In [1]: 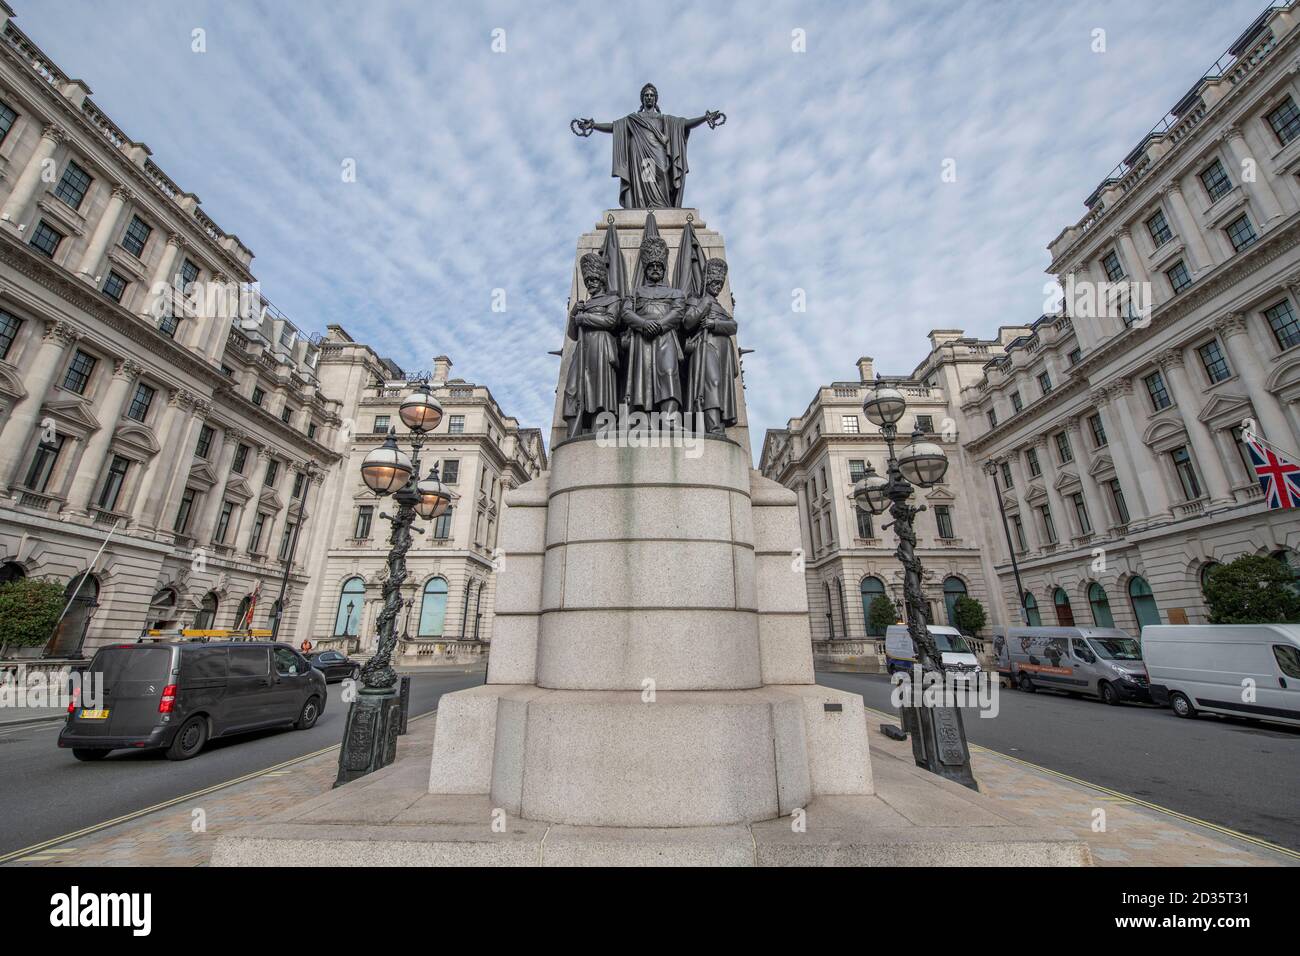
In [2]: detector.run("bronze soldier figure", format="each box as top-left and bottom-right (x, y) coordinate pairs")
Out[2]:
(682, 258), (739, 435)
(621, 234), (685, 422)
(563, 253), (622, 438)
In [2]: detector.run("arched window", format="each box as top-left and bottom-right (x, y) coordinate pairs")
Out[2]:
(418, 578), (449, 637)
(1053, 587), (1074, 626)
(1128, 576), (1161, 630)
(47, 574), (100, 657)
(824, 582), (836, 639)
(1198, 561), (1220, 598)
(943, 576), (967, 627)
(1088, 582), (1114, 628)
(1023, 591), (1042, 626)
(0, 561), (25, 585)
(194, 592), (219, 630)
(333, 577), (364, 636)
(860, 576), (888, 637)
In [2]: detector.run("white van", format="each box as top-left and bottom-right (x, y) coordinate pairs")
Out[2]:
(993, 626), (1149, 705)
(884, 624), (981, 682)
(1142, 624), (1300, 727)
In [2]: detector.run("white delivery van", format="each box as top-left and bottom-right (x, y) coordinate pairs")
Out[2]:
(1142, 624), (1300, 727)
(884, 624), (981, 683)
(993, 626), (1149, 705)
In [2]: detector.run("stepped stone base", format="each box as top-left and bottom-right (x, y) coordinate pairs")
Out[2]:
(427, 683), (872, 827)
(212, 725), (1091, 867)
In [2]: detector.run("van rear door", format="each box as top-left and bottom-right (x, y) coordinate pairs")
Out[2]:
(80, 646), (175, 737)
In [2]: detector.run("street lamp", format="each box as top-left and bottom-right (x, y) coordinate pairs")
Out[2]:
(337, 381), (449, 787)
(850, 376), (977, 790)
(981, 460), (1030, 625)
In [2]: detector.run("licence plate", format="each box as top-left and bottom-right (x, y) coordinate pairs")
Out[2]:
(78, 709), (109, 720)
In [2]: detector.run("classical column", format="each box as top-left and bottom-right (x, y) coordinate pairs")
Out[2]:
(193, 427), (245, 546)
(155, 398), (212, 537)
(1216, 312), (1294, 446)
(0, 320), (79, 496)
(1004, 454), (1040, 553)
(1092, 387), (1145, 528)
(1222, 126), (1284, 225)
(0, 124), (65, 228)
(233, 447), (272, 554)
(140, 233), (183, 318)
(1157, 348), (1234, 507)
(64, 358), (142, 514)
(132, 389), (195, 528)
(1161, 183), (1215, 276)
(1114, 227), (1150, 285)
(1115, 379), (1175, 523)
(1065, 418), (1108, 536)
(75, 185), (132, 283)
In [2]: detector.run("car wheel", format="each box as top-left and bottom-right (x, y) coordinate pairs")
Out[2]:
(295, 695), (321, 730)
(350, 665), (360, 680)
(1170, 692), (1197, 719)
(165, 716), (208, 761)
(1018, 673), (1035, 692)
(72, 748), (108, 762)
(1099, 681), (1119, 706)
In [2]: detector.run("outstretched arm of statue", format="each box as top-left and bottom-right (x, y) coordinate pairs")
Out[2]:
(684, 110), (726, 131)
(570, 118), (614, 136)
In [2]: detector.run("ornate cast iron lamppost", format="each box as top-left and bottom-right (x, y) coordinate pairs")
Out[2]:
(336, 381), (452, 786)
(852, 377), (978, 790)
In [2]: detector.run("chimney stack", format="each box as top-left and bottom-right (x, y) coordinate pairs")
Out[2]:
(432, 355), (453, 384)
(856, 357), (874, 382)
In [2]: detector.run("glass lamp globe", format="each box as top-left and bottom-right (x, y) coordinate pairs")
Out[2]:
(862, 379), (907, 427)
(360, 429), (413, 495)
(851, 463), (891, 515)
(898, 429), (949, 487)
(399, 381), (444, 433)
(414, 465), (453, 520)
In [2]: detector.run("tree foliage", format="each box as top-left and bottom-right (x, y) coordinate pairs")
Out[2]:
(952, 595), (987, 635)
(867, 594), (898, 636)
(1204, 555), (1300, 624)
(0, 578), (65, 650)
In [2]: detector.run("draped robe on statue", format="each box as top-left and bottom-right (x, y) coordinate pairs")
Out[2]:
(621, 285), (685, 411)
(611, 111), (692, 209)
(562, 292), (622, 425)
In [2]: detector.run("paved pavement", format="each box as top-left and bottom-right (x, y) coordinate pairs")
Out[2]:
(0, 667), (485, 857)
(817, 669), (1300, 852)
(3, 704), (1292, 867)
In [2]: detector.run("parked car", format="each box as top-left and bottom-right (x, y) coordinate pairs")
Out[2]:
(1142, 624), (1300, 727)
(884, 624), (982, 683)
(307, 649), (361, 683)
(58, 640), (327, 762)
(994, 626), (1149, 704)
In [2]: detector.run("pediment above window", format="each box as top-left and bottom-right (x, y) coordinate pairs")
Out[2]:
(41, 397), (100, 437)
(1088, 453), (1116, 480)
(223, 475), (253, 502)
(1143, 417), (1188, 451)
(186, 461), (220, 491)
(112, 422), (160, 458)
(922, 485), (956, 503)
(1023, 480), (1049, 504)
(1053, 468), (1082, 492)
(258, 487), (285, 512)
(0, 362), (27, 400)
(1197, 391), (1252, 427)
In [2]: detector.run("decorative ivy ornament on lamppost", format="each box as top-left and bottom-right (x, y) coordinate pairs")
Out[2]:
(337, 381), (445, 788)
(851, 376), (977, 790)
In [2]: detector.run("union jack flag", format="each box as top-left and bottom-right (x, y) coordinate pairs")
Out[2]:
(1245, 433), (1300, 510)
(239, 580), (262, 630)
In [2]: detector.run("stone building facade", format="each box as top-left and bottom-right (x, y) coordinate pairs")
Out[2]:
(765, 3), (1300, 638)
(0, 6), (348, 656)
(760, 349), (999, 641)
(302, 336), (546, 658)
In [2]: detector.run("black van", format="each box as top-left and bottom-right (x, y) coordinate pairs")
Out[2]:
(58, 641), (327, 761)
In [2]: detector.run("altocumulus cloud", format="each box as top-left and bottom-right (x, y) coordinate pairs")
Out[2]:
(21, 0), (1268, 453)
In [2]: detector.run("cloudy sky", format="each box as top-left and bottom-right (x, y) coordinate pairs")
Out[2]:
(20, 0), (1270, 458)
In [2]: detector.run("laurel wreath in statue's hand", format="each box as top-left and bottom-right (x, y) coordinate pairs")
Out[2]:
(706, 110), (726, 129)
(570, 117), (595, 137)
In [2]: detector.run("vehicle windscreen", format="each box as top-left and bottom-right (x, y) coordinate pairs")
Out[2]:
(1088, 637), (1141, 661)
(88, 647), (173, 683)
(933, 633), (972, 654)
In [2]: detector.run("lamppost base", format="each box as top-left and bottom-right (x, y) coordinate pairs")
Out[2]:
(904, 704), (979, 791)
(334, 687), (402, 788)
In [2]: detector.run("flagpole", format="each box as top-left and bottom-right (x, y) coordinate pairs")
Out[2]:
(1247, 429), (1300, 465)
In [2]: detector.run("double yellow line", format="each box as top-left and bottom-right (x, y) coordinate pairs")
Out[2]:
(862, 703), (1300, 862)
(0, 710), (435, 866)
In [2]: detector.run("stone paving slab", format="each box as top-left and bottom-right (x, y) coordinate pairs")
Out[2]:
(3, 709), (1294, 867)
